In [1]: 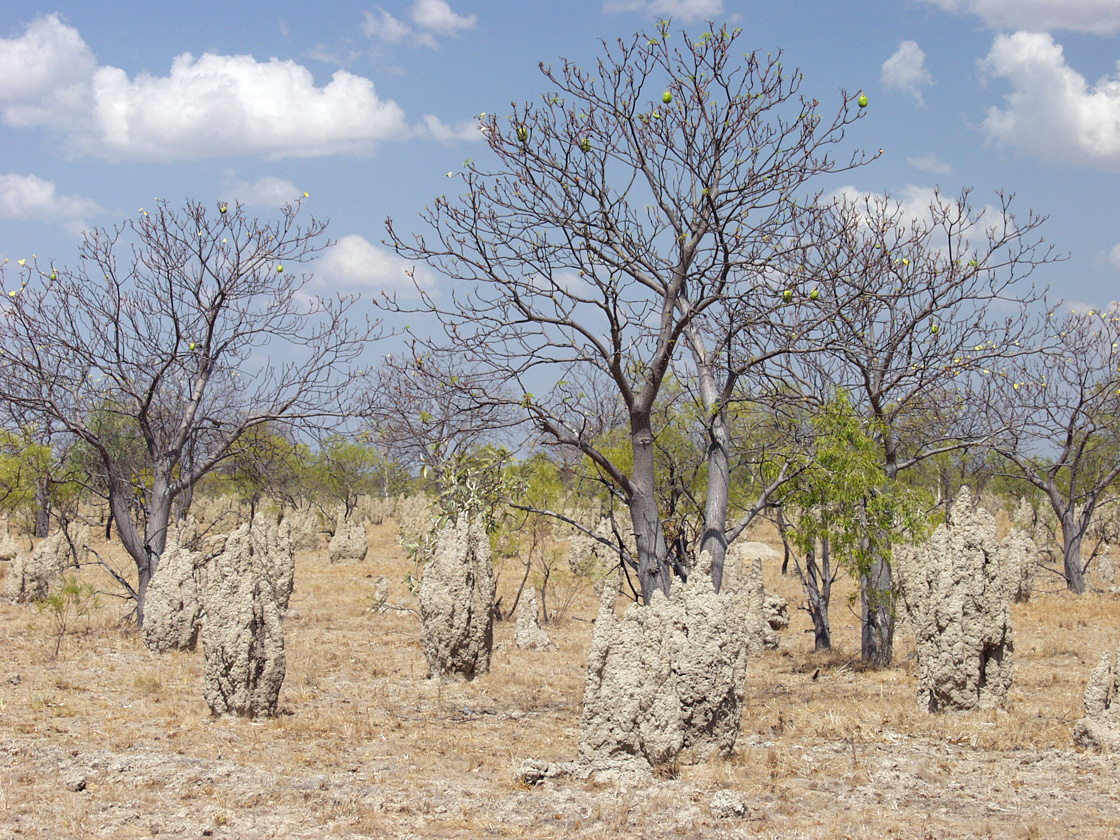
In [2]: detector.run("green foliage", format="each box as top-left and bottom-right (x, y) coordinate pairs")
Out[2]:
(780, 391), (928, 578)
(0, 426), (79, 532)
(35, 575), (100, 658)
(208, 424), (314, 509)
(430, 445), (514, 535)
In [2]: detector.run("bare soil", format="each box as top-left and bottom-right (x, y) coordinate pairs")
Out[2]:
(1, 517), (1118, 839)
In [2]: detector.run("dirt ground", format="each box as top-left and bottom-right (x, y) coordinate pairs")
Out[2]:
(1, 516), (1118, 839)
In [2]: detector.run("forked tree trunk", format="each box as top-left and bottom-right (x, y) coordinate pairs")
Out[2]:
(107, 468), (176, 627)
(802, 536), (833, 651)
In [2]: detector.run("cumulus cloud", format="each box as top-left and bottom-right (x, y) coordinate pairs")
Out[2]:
(604, 0), (725, 23)
(1108, 242), (1120, 270)
(362, 1), (476, 49)
(315, 234), (436, 294)
(980, 31), (1120, 169)
(220, 175), (305, 208)
(0, 15), (411, 161)
(0, 172), (103, 234)
(882, 41), (934, 105)
(918, 0), (1120, 35)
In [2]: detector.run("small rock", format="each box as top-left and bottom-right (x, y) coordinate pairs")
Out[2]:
(709, 790), (747, 819)
(63, 771), (87, 792)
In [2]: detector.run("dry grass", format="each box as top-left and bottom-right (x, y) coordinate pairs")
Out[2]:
(1, 516), (1118, 839)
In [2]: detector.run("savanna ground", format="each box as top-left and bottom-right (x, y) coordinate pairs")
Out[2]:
(1, 514), (1118, 839)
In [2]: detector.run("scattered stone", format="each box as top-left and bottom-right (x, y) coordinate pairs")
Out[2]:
(721, 541), (784, 650)
(517, 756), (652, 784)
(578, 552), (748, 770)
(515, 589), (551, 650)
(200, 521), (286, 717)
(709, 789), (748, 819)
(896, 487), (1013, 713)
(328, 520), (368, 564)
(371, 575), (390, 613)
(1073, 645), (1120, 750)
(63, 770), (88, 792)
(418, 515), (495, 681)
(142, 529), (203, 653)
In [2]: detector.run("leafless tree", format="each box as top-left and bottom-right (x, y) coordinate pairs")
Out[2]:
(0, 198), (379, 624)
(770, 189), (1057, 665)
(385, 23), (875, 603)
(988, 304), (1120, 594)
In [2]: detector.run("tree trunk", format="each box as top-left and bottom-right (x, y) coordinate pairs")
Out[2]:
(107, 467), (175, 627)
(1060, 514), (1086, 594)
(34, 476), (51, 538)
(698, 405), (732, 593)
(801, 537), (832, 651)
(860, 548), (895, 667)
(629, 414), (671, 604)
(1047, 484), (1091, 595)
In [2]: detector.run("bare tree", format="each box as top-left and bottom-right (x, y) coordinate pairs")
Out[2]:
(772, 189), (1056, 664)
(989, 304), (1120, 593)
(385, 23), (874, 603)
(0, 198), (378, 624)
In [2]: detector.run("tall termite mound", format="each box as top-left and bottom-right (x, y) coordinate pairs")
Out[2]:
(4, 529), (72, 603)
(200, 520), (286, 717)
(1073, 644), (1120, 750)
(418, 515), (495, 681)
(897, 487), (1013, 712)
(720, 541), (788, 651)
(328, 517), (368, 564)
(142, 524), (203, 653)
(578, 552), (749, 770)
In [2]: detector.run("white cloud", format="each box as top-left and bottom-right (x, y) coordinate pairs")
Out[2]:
(316, 234), (436, 294)
(362, 1), (476, 49)
(604, 0), (725, 23)
(420, 114), (485, 144)
(907, 153), (954, 175)
(918, 0), (1120, 35)
(1108, 242), (1120, 269)
(881, 41), (933, 106)
(361, 9), (414, 44)
(980, 31), (1120, 169)
(410, 0), (477, 35)
(221, 175), (304, 208)
(0, 15), (411, 161)
(0, 14), (96, 127)
(0, 172), (103, 234)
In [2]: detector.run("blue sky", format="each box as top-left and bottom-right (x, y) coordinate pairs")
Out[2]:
(2, 0), (1119, 312)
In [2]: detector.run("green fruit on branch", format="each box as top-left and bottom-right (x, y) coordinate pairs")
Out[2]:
(782, 289), (793, 303)
(930, 324), (939, 335)
(858, 94), (868, 108)
(517, 126), (529, 142)
(663, 90), (672, 104)
(809, 288), (820, 301)
(579, 138), (591, 153)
